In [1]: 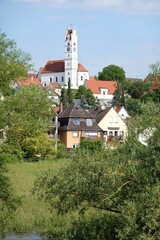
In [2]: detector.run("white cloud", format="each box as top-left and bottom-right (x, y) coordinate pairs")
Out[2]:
(13, 0), (160, 14)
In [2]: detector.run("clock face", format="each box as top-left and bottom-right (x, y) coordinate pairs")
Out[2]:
(67, 47), (70, 52)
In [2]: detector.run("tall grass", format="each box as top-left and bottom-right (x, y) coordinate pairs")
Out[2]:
(6, 159), (67, 235)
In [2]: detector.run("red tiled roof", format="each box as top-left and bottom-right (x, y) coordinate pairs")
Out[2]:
(78, 63), (88, 72)
(40, 60), (65, 74)
(17, 74), (42, 87)
(89, 76), (96, 81)
(40, 61), (88, 74)
(51, 82), (61, 89)
(85, 80), (117, 94)
(115, 106), (122, 113)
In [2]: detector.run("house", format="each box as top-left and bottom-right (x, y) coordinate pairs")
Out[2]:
(90, 106), (128, 144)
(16, 73), (42, 87)
(50, 82), (62, 96)
(84, 78), (117, 106)
(114, 106), (130, 120)
(57, 103), (103, 149)
(37, 26), (89, 89)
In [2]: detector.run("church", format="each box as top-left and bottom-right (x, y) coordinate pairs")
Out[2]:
(37, 26), (89, 89)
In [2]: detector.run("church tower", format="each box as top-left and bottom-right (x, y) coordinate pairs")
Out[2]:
(64, 26), (78, 88)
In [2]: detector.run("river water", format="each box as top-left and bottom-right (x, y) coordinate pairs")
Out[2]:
(1, 233), (43, 240)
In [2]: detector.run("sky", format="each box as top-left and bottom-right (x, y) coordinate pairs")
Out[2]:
(0, 0), (160, 79)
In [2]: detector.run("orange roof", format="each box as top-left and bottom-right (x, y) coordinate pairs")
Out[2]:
(78, 63), (88, 72)
(17, 74), (42, 87)
(85, 80), (117, 94)
(51, 82), (61, 89)
(89, 76), (96, 81)
(40, 60), (88, 74)
(40, 60), (65, 74)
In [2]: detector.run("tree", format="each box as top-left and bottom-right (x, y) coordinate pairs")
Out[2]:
(98, 65), (126, 83)
(34, 102), (160, 239)
(125, 97), (142, 116)
(60, 88), (68, 106)
(0, 85), (54, 159)
(0, 31), (33, 95)
(112, 82), (125, 106)
(67, 78), (73, 104)
(76, 85), (96, 107)
(125, 81), (151, 99)
(149, 61), (160, 76)
(0, 149), (20, 233)
(144, 61), (160, 85)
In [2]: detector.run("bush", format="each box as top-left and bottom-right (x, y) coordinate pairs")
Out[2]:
(56, 143), (67, 159)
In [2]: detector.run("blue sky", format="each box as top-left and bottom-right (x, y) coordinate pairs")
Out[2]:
(0, 0), (160, 79)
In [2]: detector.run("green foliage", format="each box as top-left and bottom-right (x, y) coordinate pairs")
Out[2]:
(22, 133), (56, 161)
(60, 88), (68, 105)
(98, 64), (126, 83)
(79, 139), (104, 153)
(67, 78), (73, 104)
(125, 97), (142, 116)
(112, 82), (125, 107)
(0, 31), (33, 96)
(0, 85), (54, 150)
(34, 102), (160, 239)
(149, 61), (160, 76)
(76, 85), (96, 107)
(0, 151), (20, 235)
(142, 86), (160, 103)
(126, 81), (151, 99)
(56, 143), (67, 159)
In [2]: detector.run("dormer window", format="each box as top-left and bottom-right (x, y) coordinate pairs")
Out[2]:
(86, 118), (93, 126)
(73, 118), (80, 126)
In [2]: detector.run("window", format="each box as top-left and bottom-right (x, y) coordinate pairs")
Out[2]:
(86, 119), (93, 126)
(104, 131), (108, 135)
(73, 144), (78, 148)
(81, 76), (83, 81)
(85, 131), (98, 137)
(56, 77), (58, 82)
(73, 118), (80, 126)
(109, 116), (113, 123)
(120, 131), (124, 136)
(67, 62), (70, 66)
(62, 76), (64, 82)
(50, 77), (52, 82)
(68, 43), (70, 46)
(68, 72), (70, 75)
(103, 91), (105, 95)
(73, 131), (79, 137)
(109, 131), (113, 136)
(114, 117), (118, 123)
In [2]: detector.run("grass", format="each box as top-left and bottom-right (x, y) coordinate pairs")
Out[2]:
(6, 158), (68, 235)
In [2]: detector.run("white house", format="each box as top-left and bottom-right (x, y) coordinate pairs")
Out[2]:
(115, 106), (130, 120)
(90, 106), (128, 143)
(84, 77), (117, 106)
(37, 26), (89, 89)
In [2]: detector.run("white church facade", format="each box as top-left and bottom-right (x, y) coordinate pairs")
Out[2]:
(37, 27), (89, 89)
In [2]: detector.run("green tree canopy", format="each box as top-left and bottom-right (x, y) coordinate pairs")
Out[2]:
(98, 64), (126, 83)
(76, 85), (96, 107)
(0, 31), (33, 95)
(125, 81), (151, 99)
(0, 86), (54, 154)
(34, 102), (160, 239)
